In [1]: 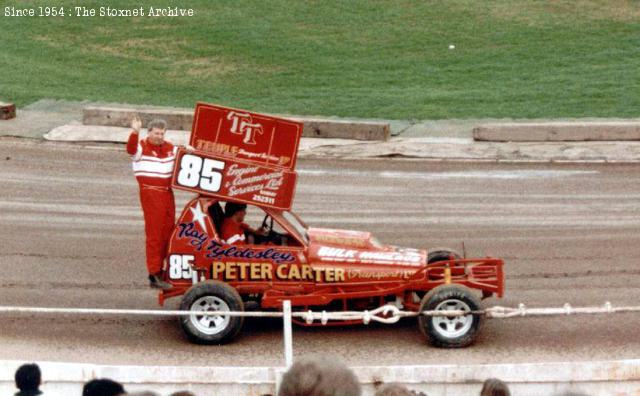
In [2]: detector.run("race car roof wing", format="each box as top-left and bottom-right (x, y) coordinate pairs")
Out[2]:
(171, 103), (303, 210)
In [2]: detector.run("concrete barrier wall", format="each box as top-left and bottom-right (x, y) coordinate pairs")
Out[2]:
(83, 106), (194, 131)
(1, 359), (639, 395)
(82, 106), (390, 141)
(473, 122), (640, 141)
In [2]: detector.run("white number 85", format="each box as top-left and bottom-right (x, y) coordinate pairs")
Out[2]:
(169, 254), (195, 280)
(177, 154), (225, 192)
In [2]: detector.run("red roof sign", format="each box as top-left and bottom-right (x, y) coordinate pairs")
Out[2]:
(172, 103), (302, 210)
(189, 103), (302, 170)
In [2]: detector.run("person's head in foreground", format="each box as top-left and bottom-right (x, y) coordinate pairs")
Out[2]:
(169, 392), (197, 396)
(82, 378), (126, 396)
(374, 383), (416, 396)
(147, 118), (167, 146)
(14, 363), (42, 395)
(278, 357), (361, 396)
(480, 378), (510, 396)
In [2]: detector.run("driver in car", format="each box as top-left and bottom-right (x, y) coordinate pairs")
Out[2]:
(221, 202), (267, 245)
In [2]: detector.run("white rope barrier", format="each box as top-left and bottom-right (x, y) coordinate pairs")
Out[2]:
(0, 302), (638, 324)
(282, 301), (293, 368)
(0, 306), (283, 318)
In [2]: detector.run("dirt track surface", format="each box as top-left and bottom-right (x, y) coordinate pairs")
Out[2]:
(1, 138), (639, 367)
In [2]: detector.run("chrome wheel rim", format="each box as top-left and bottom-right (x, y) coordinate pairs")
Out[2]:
(432, 299), (473, 339)
(189, 296), (230, 335)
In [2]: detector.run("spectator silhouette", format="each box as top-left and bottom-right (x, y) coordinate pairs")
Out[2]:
(169, 392), (196, 396)
(480, 378), (510, 396)
(82, 379), (126, 396)
(278, 357), (361, 396)
(14, 363), (42, 396)
(375, 384), (416, 396)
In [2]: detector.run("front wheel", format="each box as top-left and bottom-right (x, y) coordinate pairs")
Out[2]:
(418, 284), (482, 348)
(179, 281), (244, 345)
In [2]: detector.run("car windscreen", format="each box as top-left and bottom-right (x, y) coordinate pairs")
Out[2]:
(283, 211), (309, 244)
(369, 236), (384, 249)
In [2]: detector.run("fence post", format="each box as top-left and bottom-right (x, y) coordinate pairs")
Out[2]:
(283, 300), (293, 368)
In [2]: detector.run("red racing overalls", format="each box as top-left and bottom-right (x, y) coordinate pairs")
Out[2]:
(126, 131), (177, 275)
(221, 218), (249, 245)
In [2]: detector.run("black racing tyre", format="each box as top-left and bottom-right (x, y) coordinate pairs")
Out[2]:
(427, 248), (462, 264)
(179, 281), (244, 345)
(418, 284), (482, 348)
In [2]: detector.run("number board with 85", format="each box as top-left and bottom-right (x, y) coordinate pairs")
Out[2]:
(172, 148), (297, 210)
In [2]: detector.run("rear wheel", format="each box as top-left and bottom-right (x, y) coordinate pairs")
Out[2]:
(179, 281), (244, 345)
(426, 248), (463, 283)
(427, 248), (461, 264)
(418, 284), (482, 348)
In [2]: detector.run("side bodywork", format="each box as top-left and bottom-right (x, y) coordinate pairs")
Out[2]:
(160, 197), (504, 319)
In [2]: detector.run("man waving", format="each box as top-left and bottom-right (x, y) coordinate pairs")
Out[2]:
(127, 116), (176, 290)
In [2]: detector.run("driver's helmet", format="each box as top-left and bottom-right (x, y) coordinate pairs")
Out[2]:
(225, 202), (247, 217)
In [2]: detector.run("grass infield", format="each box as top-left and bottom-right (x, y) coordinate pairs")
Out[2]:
(1, 0), (639, 119)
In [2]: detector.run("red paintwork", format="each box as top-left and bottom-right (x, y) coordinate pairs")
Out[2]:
(159, 103), (505, 322)
(160, 196), (504, 317)
(189, 102), (302, 170)
(171, 148), (297, 210)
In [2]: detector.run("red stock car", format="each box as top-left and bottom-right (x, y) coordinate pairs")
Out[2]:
(157, 103), (505, 348)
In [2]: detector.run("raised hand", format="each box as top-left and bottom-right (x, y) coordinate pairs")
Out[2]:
(131, 115), (143, 132)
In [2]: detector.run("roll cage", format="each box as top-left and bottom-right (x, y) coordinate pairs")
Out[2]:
(202, 197), (309, 248)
